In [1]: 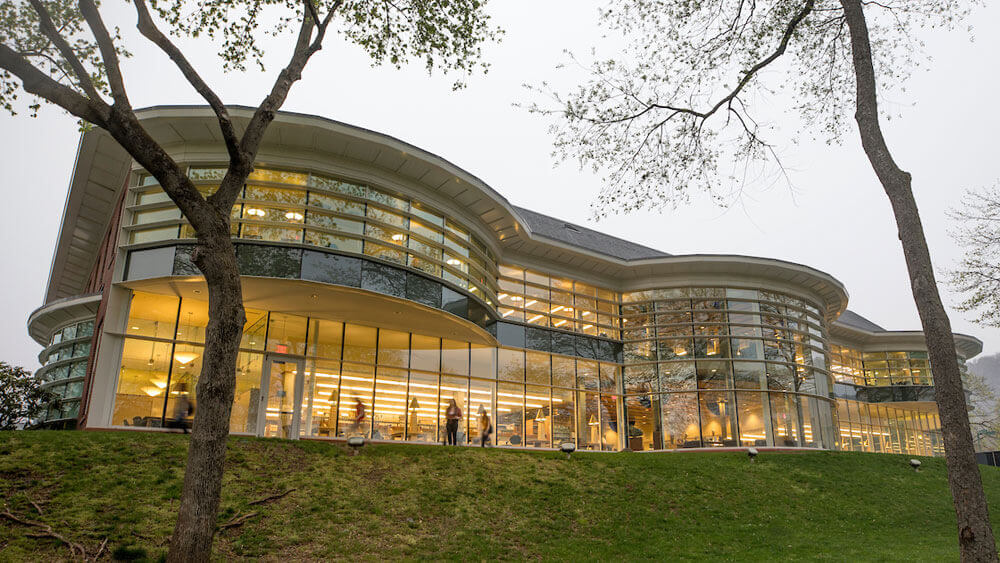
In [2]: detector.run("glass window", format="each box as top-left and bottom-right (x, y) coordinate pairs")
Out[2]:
(265, 313), (307, 355)
(522, 385), (551, 448)
(230, 352), (263, 434)
(112, 339), (173, 427)
(304, 231), (363, 253)
(442, 339), (469, 375)
(770, 392), (801, 447)
(551, 387), (575, 447)
(410, 335), (440, 373)
(469, 377), (495, 445)
(127, 292), (179, 340)
(699, 391), (738, 446)
(306, 319), (343, 360)
(525, 352), (550, 385)
(626, 394), (660, 451)
(733, 362), (766, 390)
(133, 207), (181, 225)
(130, 226), (178, 244)
(440, 375), (470, 444)
(498, 349), (524, 382)
(662, 393), (700, 449)
(340, 324), (377, 368)
(306, 210), (364, 234)
(552, 356), (575, 388)
(309, 193), (365, 216)
(372, 367), (409, 441)
(302, 359), (340, 437)
(377, 329), (410, 368)
(247, 169), (308, 186)
(497, 382), (524, 446)
(337, 363), (374, 437)
(577, 391), (601, 450)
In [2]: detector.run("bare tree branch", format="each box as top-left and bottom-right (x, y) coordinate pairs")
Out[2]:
(77, 0), (129, 108)
(133, 0), (241, 164)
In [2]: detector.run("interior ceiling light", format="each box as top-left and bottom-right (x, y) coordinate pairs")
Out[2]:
(284, 211), (304, 221)
(246, 207), (266, 217)
(446, 258), (462, 266)
(391, 233), (406, 241)
(174, 352), (199, 365)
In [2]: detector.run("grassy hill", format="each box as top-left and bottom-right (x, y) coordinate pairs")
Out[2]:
(3, 431), (1000, 561)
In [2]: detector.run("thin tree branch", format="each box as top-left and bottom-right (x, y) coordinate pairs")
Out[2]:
(77, 0), (129, 108)
(27, 0), (103, 102)
(133, 0), (241, 164)
(0, 43), (109, 125)
(208, 0), (343, 212)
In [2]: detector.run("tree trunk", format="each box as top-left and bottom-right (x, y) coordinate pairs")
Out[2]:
(839, 1), (997, 560)
(166, 227), (246, 562)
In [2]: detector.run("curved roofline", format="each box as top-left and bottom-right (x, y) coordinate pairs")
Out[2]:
(830, 320), (983, 360)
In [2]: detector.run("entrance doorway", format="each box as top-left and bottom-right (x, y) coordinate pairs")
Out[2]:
(257, 354), (305, 439)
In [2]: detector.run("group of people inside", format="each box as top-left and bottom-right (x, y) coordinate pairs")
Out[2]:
(350, 397), (493, 446)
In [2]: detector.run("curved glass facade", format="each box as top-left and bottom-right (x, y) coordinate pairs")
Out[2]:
(619, 287), (836, 450)
(35, 318), (94, 424)
(125, 167), (499, 306)
(829, 345), (934, 386)
(113, 292), (621, 449)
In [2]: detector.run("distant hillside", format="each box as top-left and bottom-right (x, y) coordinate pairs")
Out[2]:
(3, 431), (1000, 560)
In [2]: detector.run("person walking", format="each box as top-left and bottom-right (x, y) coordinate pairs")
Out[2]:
(478, 404), (492, 447)
(351, 397), (366, 437)
(445, 398), (462, 446)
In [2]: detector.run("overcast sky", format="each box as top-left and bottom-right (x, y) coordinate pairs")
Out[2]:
(1, 1), (998, 371)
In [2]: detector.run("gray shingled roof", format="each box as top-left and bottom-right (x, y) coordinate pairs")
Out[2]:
(513, 206), (671, 261)
(836, 309), (886, 332)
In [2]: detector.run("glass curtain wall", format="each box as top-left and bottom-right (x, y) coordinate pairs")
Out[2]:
(620, 287), (836, 451)
(36, 318), (95, 422)
(496, 265), (621, 339)
(125, 167), (498, 306)
(114, 291), (620, 448)
(836, 399), (941, 456)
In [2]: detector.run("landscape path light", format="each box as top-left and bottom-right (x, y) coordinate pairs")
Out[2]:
(560, 441), (576, 460)
(909, 459), (921, 472)
(747, 447), (759, 463)
(347, 436), (366, 456)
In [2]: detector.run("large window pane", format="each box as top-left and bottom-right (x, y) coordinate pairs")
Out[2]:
(469, 378), (495, 445)
(127, 292), (179, 340)
(343, 324), (377, 366)
(377, 329), (410, 368)
(440, 375), (470, 444)
(736, 391), (767, 447)
(337, 363), (374, 437)
(699, 391), (738, 446)
(770, 392), (801, 447)
(524, 385), (551, 448)
(266, 312), (308, 355)
(578, 391), (601, 450)
(625, 394), (660, 451)
(302, 359), (340, 437)
(498, 349), (524, 382)
(231, 352), (263, 434)
(306, 319), (343, 360)
(442, 339), (469, 375)
(551, 387), (575, 447)
(410, 335), (440, 372)
(113, 339), (172, 427)
(372, 367), (408, 441)
(406, 371), (439, 442)
(662, 392), (701, 449)
(497, 382), (524, 446)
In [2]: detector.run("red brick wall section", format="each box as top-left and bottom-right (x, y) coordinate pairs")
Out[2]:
(77, 173), (129, 428)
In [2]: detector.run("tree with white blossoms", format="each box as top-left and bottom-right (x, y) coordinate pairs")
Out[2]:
(527, 1), (995, 560)
(950, 185), (1000, 328)
(0, 361), (56, 430)
(0, 0), (499, 559)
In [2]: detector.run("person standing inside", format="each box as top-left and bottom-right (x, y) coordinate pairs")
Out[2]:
(478, 404), (492, 447)
(445, 398), (462, 446)
(168, 382), (193, 434)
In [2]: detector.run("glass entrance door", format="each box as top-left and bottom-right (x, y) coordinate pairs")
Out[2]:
(258, 355), (305, 439)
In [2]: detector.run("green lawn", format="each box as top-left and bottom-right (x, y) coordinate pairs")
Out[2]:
(2, 431), (1000, 561)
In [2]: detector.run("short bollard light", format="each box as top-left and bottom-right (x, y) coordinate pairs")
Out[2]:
(747, 447), (759, 462)
(909, 459), (921, 472)
(347, 436), (366, 456)
(560, 442), (576, 459)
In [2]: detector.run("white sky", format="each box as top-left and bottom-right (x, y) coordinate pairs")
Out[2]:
(1, 1), (998, 371)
